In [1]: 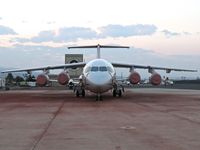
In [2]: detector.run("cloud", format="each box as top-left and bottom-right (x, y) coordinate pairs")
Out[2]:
(16, 24), (158, 43)
(0, 17), (2, 20)
(47, 21), (56, 24)
(21, 20), (28, 23)
(29, 27), (97, 43)
(183, 32), (191, 35)
(0, 25), (17, 35)
(99, 24), (157, 37)
(162, 30), (181, 37)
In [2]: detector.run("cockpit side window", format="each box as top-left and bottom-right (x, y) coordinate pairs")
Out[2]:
(91, 66), (98, 72)
(107, 66), (114, 73)
(84, 67), (91, 73)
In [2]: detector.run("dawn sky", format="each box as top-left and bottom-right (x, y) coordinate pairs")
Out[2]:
(0, 0), (199, 77)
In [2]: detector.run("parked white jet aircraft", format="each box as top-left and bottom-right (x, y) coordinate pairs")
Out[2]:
(1, 44), (197, 100)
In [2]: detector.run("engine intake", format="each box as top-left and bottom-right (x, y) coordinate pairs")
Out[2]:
(129, 71), (141, 84)
(150, 73), (161, 85)
(57, 72), (70, 85)
(36, 74), (49, 87)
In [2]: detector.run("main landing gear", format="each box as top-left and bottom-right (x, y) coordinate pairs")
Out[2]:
(75, 89), (85, 97)
(113, 84), (124, 97)
(74, 84), (85, 97)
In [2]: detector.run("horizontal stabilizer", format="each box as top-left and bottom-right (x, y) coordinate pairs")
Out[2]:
(68, 44), (129, 49)
(68, 44), (129, 58)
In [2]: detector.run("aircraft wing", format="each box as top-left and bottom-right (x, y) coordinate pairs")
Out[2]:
(111, 62), (197, 73)
(1, 62), (86, 73)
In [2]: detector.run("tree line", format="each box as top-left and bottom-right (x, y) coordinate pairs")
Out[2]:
(5, 73), (36, 85)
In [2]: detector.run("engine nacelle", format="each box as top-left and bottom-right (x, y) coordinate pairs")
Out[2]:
(57, 72), (70, 85)
(36, 74), (49, 87)
(129, 71), (141, 84)
(150, 73), (161, 85)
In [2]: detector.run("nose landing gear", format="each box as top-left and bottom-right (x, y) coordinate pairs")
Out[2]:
(96, 94), (103, 101)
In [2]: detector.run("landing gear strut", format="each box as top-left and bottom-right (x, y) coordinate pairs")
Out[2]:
(96, 94), (102, 101)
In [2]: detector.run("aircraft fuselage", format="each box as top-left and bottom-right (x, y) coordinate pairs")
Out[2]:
(82, 59), (115, 94)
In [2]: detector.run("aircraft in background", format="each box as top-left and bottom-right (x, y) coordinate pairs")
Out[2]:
(1, 44), (197, 100)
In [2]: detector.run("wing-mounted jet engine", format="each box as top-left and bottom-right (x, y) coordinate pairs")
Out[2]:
(148, 68), (161, 85)
(150, 73), (162, 85)
(36, 74), (49, 87)
(57, 71), (70, 85)
(129, 70), (141, 84)
(36, 70), (50, 87)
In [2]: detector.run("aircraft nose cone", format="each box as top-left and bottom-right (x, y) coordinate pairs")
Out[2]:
(87, 72), (112, 86)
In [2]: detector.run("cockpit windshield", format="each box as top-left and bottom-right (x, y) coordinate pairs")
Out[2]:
(86, 66), (114, 73)
(91, 66), (98, 72)
(99, 66), (107, 71)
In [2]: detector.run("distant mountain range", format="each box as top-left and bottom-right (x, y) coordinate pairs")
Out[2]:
(0, 67), (8, 71)
(0, 67), (9, 78)
(0, 45), (199, 80)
